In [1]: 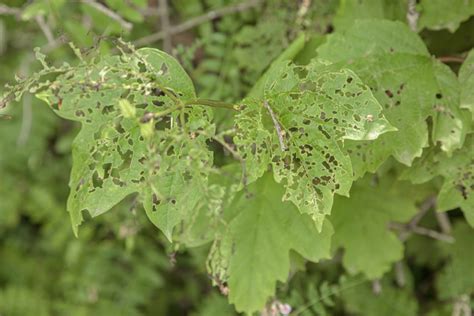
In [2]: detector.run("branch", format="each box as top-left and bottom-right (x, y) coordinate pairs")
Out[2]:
(438, 56), (466, 63)
(390, 222), (455, 243)
(81, 0), (132, 32)
(263, 100), (287, 151)
(435, 211), (452, 234)
(157, 0), (172, 53)
(372, 280), (382, 295)
(184, 99), (237, 110)
(35, 15), (55, 45)
(411, 226), (455, 243)
(391, 195), (455, 243)
(135, 0), (261, 46)
(0, 4), (21, 18)
(394, 261), (406, 287)
(406, 0), (419, 32)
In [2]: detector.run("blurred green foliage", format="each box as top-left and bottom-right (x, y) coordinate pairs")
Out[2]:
(1, 0), (474, 315)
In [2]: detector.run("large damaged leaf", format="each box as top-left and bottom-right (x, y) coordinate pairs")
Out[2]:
(34, 47), (215, 238)
(317, 19), (471, 177)
(235, 60), (394, 228)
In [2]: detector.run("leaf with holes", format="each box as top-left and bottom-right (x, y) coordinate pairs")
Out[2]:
(317, 19), (471, 178)
(234, 59), (395, 229)
(35, 47), (216, 238)
(402, 134), (474, 226)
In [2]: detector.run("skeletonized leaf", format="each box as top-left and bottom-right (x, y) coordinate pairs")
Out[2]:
(235, 59), (394, 228)
(36, 47), (216, 238)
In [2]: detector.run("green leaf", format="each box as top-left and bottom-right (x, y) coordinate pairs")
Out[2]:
(35, 47), (215, 238)
(402, 135), (474, 226)
(418, 0), (474, 32)
(459, 49), (474, 117)
(436, 222), (474, 299)
(330, 175), (420, 279)
(213, 173), (333, 314)
(333, 0), (407, 32)
(235, 59), (394, 228)
(317, 19), (470, 177)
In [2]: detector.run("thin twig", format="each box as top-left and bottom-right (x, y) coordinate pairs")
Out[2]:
(81, 0), (132, 32)
(16, 93), (33, 146)
(435, 212), (452, 234)
(16, 62), (33, 147)
(411, 226), (455, 243)
(394, 261), (406, 287)
(0, 4), (21, 18)
(411, 196), (436, 226)
(135, 0), (261, 46)
(157, 0), (172, 53)
(452, 294), (471, 316)
(372, 280), (382, 295)
(390, 222), (455, 243)
(198, 131), (248, 188)
(35, 15), (55, 45)
(263, 100), (287, 151)
(407, 0), (419, 31)
(438, 56), (466, 63)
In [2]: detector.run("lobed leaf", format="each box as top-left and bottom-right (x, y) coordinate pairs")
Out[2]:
(418, 0), (474, 32)
(318, 19), (471, 177)
(211, 173), (333, 314)
(402, 135), (474, 226)
(235, 60), (394, 228)
(35, 47), (216, 238)
(330, 175), (421, 279)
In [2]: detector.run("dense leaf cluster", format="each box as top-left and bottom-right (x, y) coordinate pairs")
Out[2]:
(1, 0), (474, 315)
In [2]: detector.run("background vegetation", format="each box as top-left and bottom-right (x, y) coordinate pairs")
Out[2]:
(0, 0), (473, 315)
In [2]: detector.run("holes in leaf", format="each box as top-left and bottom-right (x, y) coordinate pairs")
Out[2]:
(101, 105), (114, 115)
(75, 110), (85, 117)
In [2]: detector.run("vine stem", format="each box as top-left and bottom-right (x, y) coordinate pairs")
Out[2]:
(184, 99), (238, 110)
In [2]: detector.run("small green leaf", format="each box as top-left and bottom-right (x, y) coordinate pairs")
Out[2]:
(402, 135), (474, 226)
(418, 0), (474, 32)
(118, 99), (136, 118)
